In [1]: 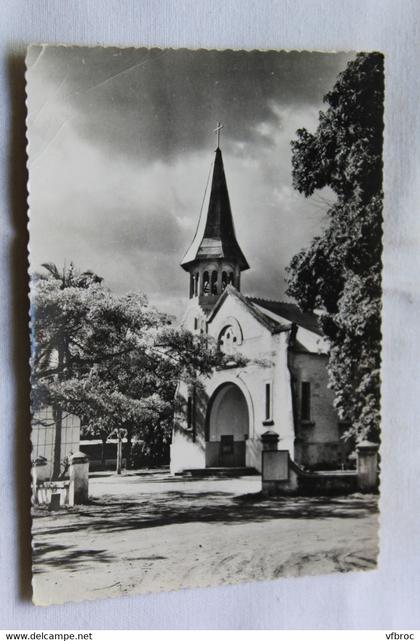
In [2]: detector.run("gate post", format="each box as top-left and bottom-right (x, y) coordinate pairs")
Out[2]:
(356, 441), (379, 492)
(260, 429), (279, 452)
(32, 457), (50, 505)
(69, 451), (89, 505)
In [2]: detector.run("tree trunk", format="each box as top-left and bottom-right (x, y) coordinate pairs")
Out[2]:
(52, 343), (65, 480)
(101, 435), (107, 468)
(52, 405), (63, 480)
(116, 432), (122, 475)
(126, 428), (132, 469)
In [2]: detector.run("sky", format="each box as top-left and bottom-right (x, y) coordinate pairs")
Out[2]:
(27, 46), (355, 317)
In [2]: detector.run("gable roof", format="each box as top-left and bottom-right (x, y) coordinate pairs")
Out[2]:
(246, 297), (324, 336)
(207, 286), (290, 334)
(181, 147), (249, 271)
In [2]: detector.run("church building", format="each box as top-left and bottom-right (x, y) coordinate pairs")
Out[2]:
(170, 139), (345, 475)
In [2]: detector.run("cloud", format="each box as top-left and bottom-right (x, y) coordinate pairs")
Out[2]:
(27, 46), (354, 162)
(27, 46), (353, 317)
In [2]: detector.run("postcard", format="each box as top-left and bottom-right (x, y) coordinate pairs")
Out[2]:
(27, 45), (383, 605)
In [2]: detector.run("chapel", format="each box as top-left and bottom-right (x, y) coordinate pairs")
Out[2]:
(170, 138), (346, 474)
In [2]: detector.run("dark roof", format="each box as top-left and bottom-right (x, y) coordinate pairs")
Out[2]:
(181, 147), (249, 271)
(247, 297), (323, 336)
(207, 286), (290, 334)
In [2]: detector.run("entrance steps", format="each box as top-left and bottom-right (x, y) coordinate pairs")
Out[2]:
(178, 467), (260, 478)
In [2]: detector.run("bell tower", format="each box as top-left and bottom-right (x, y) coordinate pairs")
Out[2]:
(181, 125), (249, 320)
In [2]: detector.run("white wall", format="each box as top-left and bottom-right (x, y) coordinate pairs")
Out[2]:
(32, 408), (80, 479)
(172, 293), (297, 472)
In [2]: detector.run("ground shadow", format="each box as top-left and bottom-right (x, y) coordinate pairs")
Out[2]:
(33, 541), (115, 573)
(32, 487), (378, 541)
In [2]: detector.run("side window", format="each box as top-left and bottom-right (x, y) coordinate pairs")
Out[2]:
(265, 382), (272, 421)
(301, 381), (311, 421)
(186, 391), (197, 441)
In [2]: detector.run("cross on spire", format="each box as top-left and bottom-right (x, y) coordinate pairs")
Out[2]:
(214, 121), (224, 148)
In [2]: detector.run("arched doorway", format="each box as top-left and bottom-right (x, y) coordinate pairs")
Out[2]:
(206, 383), (249, 467)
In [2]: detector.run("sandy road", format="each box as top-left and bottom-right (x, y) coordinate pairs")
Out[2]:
(32, 472), (379, 605)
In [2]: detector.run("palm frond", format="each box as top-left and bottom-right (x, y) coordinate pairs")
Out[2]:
(41, 262), (61, 280)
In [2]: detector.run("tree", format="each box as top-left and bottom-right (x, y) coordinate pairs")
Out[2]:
(32, 264), (227, 476)
(32, 262), (103, 478)
(286, 52), (384, 443)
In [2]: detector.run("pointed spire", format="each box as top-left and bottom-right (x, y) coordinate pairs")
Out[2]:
(181, 146), (249, 271)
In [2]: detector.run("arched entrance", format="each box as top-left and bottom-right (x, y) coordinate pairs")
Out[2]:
(206, 383), (249, 467)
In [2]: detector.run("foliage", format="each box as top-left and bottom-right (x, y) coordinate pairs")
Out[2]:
(32, 263), (227, 471)
(286, 52), (384, 442)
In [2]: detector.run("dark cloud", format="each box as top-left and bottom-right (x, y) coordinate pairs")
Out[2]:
(27, 46), (355, 317)
(28, 46), (354, 162)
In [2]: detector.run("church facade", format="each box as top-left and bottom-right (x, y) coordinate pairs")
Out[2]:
(170, 144), (346, 474)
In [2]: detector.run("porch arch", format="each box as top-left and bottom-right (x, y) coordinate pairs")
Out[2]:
(205, 381), (251, 467)
(206, 376), (254, 438)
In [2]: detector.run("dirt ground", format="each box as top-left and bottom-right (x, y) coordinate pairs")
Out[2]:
(32, 471), (379, 605)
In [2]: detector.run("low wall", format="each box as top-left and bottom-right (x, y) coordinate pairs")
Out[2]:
(262, 449), (377, 496)
(33, 451), (90, 508)
(34, 481), (70, 507)
(293, 464), (358, 496)
(80, 440), (130, 470)
(88, 458), (127, 471)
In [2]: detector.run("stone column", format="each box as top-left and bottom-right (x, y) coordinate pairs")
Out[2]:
(260, 429), (279, 451)
(199, 266), (204, 296)
(32, 457), (49, 505)
(260, 432), (297, 496)
(69, 451), (89, 506)
(217, 263), (223, 295)
(356, 440), (379, 492)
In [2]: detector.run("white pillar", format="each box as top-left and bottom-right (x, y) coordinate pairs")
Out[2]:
(260, 429), (279, 451)
(357, 440), (379, 492)
(69, 451), (89, 505)
(199, 266), (204, 296)
(32, 458), (49, 505)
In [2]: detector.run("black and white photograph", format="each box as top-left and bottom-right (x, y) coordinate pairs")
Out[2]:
(27, 45), (383, 606)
